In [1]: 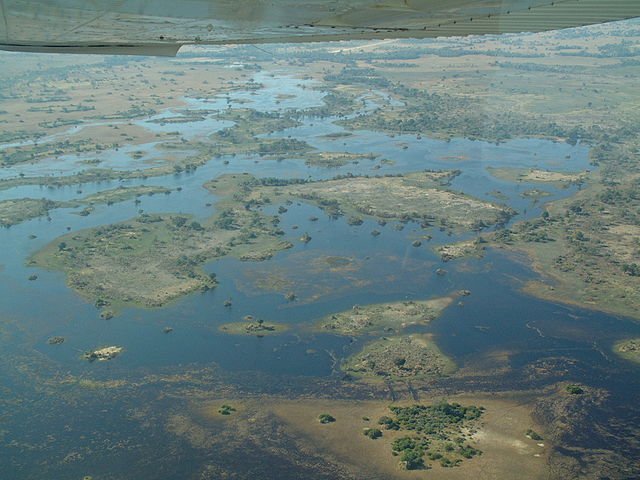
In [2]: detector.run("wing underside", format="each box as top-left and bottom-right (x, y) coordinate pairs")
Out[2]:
(0, 0), (639, 55)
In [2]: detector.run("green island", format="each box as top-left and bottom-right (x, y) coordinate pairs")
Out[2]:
(519, 188), (553, 202)
(525, 429), (543, 441)
(342, 334), (455, 380)
(437, 174), (640, 319)
(315, 297), (453, 335)
(433, 238), (487, 262)
(318, 413), (336, 424)
(83, 346), (123, 362)
(241, 170), (515, 232)
(494, 177), (640, 320)
(0, 198), (71, 227)
(0, 186), (172, 226)
(613, 338), (640, 363)
(1, 139), (118, 167)
(206, 108), (308, 158)
(378, 402), (484, 470)
(316, 131), (355, 140)
(29, 175), (291, 311)
(303, 151), (379, 168)
(77, 185), (172, 206)
(487, 167), (585, 189)
(218, 404), (236, 415)
(219, 317), (289, 336)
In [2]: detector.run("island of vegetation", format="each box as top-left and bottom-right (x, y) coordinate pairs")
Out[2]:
(303, 151), (379, 168)
(29, 175), (291, 311)
(433, 238), (487, 262)
(219, 317), (289, 336)
(519, 188), (553, 202)
(377, 402), (484, 470)
(240, 170), (515, 232)
(318, 413), (336, 424)
(342, 334), (455, 380)
(487, 167), (586, 188)
(77, 185), (172, 206)
(0, 198), (70, 227)
(435, 170), (640, 321)
(0, 186), (172, 227)
(315, 297), (453, 335)
(84, 346), (123, 362)
(613, 338), (640, 363)
(218, 404), (236, 415)
(206, 108), (308, 158)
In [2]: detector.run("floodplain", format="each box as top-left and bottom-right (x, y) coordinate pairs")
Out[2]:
(0, 18), (639, 480)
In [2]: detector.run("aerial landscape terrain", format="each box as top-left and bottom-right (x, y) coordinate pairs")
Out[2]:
(0, 18), (639, 480)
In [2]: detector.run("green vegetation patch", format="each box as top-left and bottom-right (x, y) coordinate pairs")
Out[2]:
(487, 166), (585, 189)
(218, 404), (236, 415)
(491, 179), (640, 321)
(0, 198), (70, 227)
(304, 152), (379, 168)
(433, 238), (487, 262)
(565, 384), (584, 395)
(78, 185), (172, 206)
(316, 297), (453, 335)
(526, 429), (543, 441)
(245, 171), (514, 232)
(29, 176), (290, 310)
(342, 334), (455, 380)
(379, 402), (484, 470)
(318, 413), (336, 424)
(219, 319), (289, 336)
(363, 427), (382, 439)
(614, 338), (640, 363)
(207, 108), (309, 158)
(519, 188), (553, 201)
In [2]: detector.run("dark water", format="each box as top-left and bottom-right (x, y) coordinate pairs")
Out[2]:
(0, 71), (638, 479)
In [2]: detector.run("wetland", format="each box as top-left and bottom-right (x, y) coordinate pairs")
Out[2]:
(1, 20), (640, 480)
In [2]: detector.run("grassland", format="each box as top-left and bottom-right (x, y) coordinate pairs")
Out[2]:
(241, 171), (515, 232)
(487, 167), (586, 189)
(316, 297), (453, 335)
(0, 55), (246, 166)
(267, 395), (548, 479)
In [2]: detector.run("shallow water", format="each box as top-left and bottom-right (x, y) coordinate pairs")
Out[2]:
(0, 70), (638, 479)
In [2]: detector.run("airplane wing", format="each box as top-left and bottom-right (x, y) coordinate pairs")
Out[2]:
(0, 0), (639, 56)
